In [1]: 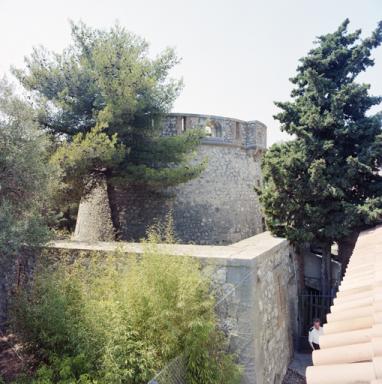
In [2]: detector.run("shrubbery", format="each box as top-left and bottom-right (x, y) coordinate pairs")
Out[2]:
(0, 79), (57, 260)
(10, 233), (241, 384)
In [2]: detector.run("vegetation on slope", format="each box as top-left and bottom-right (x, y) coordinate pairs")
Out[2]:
(0, 79), (57, 261)
(8, 230), (241, 384)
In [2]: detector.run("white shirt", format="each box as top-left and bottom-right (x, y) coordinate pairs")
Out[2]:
(308, 326), (323, 345)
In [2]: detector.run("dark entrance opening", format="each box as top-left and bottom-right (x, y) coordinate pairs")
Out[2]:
(297, 288), (334, 351)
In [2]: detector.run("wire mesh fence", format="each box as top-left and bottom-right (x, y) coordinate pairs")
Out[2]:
(147, 266), (256, 384)
(148, 355), (186, 384)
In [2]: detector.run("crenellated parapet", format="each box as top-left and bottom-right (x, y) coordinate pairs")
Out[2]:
(162, 113), (267, 152)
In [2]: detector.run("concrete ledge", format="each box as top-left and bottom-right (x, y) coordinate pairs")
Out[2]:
(48, 231), (288, 267)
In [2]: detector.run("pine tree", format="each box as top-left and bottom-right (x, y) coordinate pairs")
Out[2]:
(260, 20), (382, 295)
(13, 22), (205, 232)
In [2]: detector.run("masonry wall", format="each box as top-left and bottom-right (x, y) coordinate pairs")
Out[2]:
(74, 113), (267, 245)
(252, 242), (298, 383)
(0, 251), (35, 330)
(202, 238), (298, 383)
(114, 143), (264, 244)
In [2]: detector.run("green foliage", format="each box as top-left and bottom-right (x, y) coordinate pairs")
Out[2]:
(51, 124), (126, 202)
(14, 22), (204, 198)
(0, 79), (56, 259)
(185, 322), (242, 384)
(52, 124), (126, 178)
(260, 19), (382, 246)
(116, 128), (207, 188)
(11, 239), (241, 383)
(13, 22), (180, 138)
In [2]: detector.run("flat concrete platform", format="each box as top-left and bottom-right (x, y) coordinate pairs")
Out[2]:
(49, 231), (288, 266)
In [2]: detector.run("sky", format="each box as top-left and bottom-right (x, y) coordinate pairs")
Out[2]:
(1, 0), (381, 145)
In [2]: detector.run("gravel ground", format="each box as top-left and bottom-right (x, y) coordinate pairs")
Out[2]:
(282, 368), (307, 384)
(0, 334), (33, 383)
(282, 352), (312, 384)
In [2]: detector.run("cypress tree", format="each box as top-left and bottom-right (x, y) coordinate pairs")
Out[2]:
(260, 20), (382, 295)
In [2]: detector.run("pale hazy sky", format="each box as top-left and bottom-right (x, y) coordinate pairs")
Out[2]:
(1, 0), (381, 144)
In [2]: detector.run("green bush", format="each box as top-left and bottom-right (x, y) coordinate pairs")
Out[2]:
(0, 79), (57, 261)
(10, 238), (241, 383)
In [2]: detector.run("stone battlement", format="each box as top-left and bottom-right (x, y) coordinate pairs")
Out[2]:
(162, 113), (267, 150)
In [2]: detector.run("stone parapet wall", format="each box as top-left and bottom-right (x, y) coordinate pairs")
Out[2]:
(50, 231), (298, 384)
(251, 239), (298, 383)
(162, 113), (267, 150)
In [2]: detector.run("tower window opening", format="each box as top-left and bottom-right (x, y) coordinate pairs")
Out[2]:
(214, 122), (222, 138)
(181, 116), (186, 132)
(205, 120), (222, 138)
(215, 123), (223, 137)
(235, 122), (241, 139)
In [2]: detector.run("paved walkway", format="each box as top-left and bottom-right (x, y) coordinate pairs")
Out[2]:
(282, 353), (311, 384)
(288, 352), (312, 376)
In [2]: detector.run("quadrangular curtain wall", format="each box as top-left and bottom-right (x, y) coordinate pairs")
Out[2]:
(307, 225), (382, 384)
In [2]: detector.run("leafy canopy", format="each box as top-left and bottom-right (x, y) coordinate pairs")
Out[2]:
(260, 19), (382, 245)
(0, 79), (56, 258)
(14, 22), (204, 192)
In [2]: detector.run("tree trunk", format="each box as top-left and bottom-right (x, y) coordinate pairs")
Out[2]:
(73, 172), (116, 242)
(320, 243), (332, 297)
(294, 244), (306, 293)
(338, 230), (360, 279)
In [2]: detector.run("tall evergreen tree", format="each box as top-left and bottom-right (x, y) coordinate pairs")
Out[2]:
(14, 22), (205, 231)
(260, 20), (382, 295)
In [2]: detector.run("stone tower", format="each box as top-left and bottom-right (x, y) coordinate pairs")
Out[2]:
(74, 113), (267, 245)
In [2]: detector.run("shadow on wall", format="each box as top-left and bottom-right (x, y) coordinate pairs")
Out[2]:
(112, 185), (174, 241)
(113, 187), (262, 245)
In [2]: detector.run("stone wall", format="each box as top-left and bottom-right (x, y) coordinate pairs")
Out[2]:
(74, 173), (116, 242)
(0, 251), (35, 331)
(161, 113), (267, 150)
(251, 240), (298, 383)
(74, 113), (267, 245)
(114, 143), (264, 244)
(50, 231), (298, 384)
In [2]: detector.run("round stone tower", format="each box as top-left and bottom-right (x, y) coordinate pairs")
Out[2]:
(74, 113), (267, 245)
